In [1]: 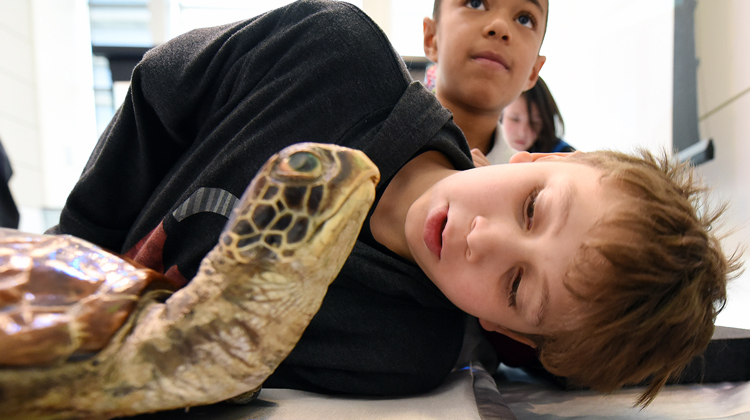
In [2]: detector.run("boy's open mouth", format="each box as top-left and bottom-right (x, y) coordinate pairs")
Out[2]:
(424, 206), (448, 259)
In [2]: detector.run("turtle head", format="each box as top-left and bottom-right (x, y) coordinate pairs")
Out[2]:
(220, 143), (380, 268)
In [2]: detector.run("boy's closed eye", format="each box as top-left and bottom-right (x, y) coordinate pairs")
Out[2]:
(524, 187), (539, 230)
(508, 268), (522, 307)
(508, 186), (538, 308)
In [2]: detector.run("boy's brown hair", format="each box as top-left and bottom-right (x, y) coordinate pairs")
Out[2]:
(528, 149), (742, 406)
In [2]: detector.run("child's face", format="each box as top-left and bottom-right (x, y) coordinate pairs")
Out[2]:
(405, 153), (620, 344)
(423, 0), (547, 114)
(501, 95), (542, 151)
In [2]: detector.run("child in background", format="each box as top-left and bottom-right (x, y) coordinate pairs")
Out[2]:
(500, 77), (574, 154)
(422, 0), (546, 164)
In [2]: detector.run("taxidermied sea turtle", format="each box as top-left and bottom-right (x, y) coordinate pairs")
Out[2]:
(0, 143), (380, 420)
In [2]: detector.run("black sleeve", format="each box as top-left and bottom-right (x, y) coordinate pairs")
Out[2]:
(265, 241), (467, 396)
(47, 0), (472, 396)
(45, 21), (237, 248)
(48, 0), (432, 253)
(560, 145), (576, 152)
(0, 141), (19, 229)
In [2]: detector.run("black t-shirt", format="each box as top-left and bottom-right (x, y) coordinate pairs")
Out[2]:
(49, 0), (474, 395)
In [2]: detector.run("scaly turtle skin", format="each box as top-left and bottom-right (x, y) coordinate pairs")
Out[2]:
(0, 231), (179, 366)
(0, 143), (380, 420)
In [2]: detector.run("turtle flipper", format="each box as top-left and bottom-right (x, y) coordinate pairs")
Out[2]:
(0, 230), (176, 366)
(0, 144), (379, 420)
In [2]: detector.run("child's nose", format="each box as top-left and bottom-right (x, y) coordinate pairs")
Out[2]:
(466, 216), (520, 262)
(485, 16), (511, 41)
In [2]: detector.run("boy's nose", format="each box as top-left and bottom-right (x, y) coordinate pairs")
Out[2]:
(466, 216), (519, 262)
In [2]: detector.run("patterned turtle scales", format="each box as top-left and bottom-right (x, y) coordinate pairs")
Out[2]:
(0, 143), (380, 420)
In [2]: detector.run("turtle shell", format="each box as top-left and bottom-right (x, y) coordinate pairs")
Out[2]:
(0, 228), (177, 366)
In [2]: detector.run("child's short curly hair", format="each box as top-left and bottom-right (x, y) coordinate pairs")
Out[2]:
(530, 149), (743, 406)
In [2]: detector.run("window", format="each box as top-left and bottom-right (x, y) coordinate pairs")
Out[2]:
(87, 0), (432, 133)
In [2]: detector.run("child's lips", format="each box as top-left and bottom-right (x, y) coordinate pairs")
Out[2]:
(512, 140), (528, 149)
(473, 51), (509, 70)
(424, 206), (449, 259)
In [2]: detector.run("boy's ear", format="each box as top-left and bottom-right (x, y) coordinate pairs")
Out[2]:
(522, 55), (547, 91)
(479, 319), (538, 348)
(423, 17), (439, 62)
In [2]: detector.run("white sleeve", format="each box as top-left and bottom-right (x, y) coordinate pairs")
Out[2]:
(484, 121), (521, 165)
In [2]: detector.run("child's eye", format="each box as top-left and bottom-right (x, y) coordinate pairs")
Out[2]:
(466, 0), (486, 11)
(517, 13), (536, 29)
(508, 268), (523, 307)
(525, 188), (539, 229)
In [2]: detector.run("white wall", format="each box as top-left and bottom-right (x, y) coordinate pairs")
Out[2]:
(0, 0), (44, 230)
(30, 0), (98, 207)
(0, 0), (97, 233)
(694, 0), (750, 330)
(539, 0), (674, 155)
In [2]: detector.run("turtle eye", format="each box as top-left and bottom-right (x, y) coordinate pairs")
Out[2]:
(278, 151), (323, 178)
(287, 152), (319, 172)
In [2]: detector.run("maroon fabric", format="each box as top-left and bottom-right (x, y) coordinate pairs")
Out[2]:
(482, 329), (540, 368)
(124, 222), (188, 288)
